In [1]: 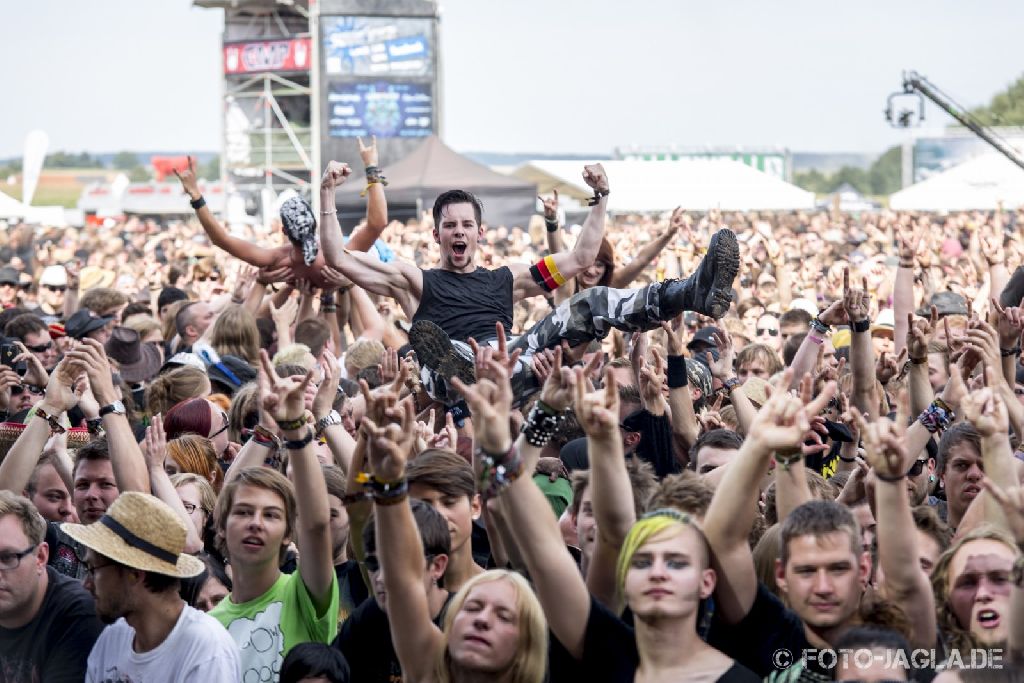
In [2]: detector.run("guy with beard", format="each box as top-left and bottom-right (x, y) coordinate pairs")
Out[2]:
(0, 492), (102, 683)
(319, 161), (740, 406)
(63, 492), (241, 681)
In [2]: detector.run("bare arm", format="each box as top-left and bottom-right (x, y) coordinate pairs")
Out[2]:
(343, 137), (389, 252)
(514, 165), (608, 300)
(661, 322), (699, 457)
(142, 417), (203, 553)
(844, 271), (878, 418)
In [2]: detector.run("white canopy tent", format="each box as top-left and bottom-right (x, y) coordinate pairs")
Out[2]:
(0, 191), (27, 219)
(511, 158), (815, 212)
(890, 153), (1024, 211)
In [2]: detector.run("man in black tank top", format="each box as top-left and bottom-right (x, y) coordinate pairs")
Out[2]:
(318, 161), (739, 405)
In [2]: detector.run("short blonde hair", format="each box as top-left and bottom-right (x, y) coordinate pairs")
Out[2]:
(272, 343), (315, 370)
(0, 490), (46, 546)
(437, 570), (547, 683)
(345, 338), (385, 371)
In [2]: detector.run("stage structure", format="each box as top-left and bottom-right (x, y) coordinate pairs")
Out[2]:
(195, 0), (441, 223)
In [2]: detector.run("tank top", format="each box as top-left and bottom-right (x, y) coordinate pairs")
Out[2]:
(413, 267), (514, 343)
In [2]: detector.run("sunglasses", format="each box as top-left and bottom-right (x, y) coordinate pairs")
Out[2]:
(209, 411), (230, 439)
(756, 328), (779, 337)
(43, 284), (68, 293)
(24, 341), (53, 353)
(11, 384), (45, 396)
(906, 459), (928, 478)
(195, 275), (219, 282)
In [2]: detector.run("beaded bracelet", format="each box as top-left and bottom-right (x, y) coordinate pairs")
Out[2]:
(477, 446), (524, 499)
(918, 400), (954, 434)
(34, 408), (66, 435)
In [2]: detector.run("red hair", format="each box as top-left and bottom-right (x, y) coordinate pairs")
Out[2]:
(164, 397), (213, 440)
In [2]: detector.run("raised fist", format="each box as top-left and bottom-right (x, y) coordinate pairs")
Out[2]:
(320, 161), (352, 191)
(582, 164), (609, 194)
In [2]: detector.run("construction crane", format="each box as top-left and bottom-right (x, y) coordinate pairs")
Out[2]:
(885, 70), (1024, 172)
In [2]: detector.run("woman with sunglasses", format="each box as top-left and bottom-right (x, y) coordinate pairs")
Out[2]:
(164, 396), (237, 466)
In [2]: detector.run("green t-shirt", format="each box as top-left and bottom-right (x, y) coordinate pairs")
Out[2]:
(211, 570), (338, 683)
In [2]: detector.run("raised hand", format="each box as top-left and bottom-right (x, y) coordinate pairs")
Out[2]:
(817, 299), (849, 328)
(172, 156), (201, 200)
(468, 322), (522, 382)
(960, 385), (1008, 439)
(257, 350), (314, 424)
(582, 163), (609, 193)
(357, 136), (379, 168)
(980, 231), (1006, 266)
(990, 297), (1024, 348)
(257, 264), (293, 286)
(319, 265), (352, 291)
(537, 346), (577, 412)
(896, 221), (923, 264)
(320, 160), (352, 192)
(981, 478), (1024, 544)
(706, 328), (736, 380)
(426, 411), (458, 452)
(574, 366), (620, 440)
(638, 347), (667, 407)
(11, 342), (48, 387)
(232, 265), (258, 302)
(452, 358), (513, 454)
(378, 347), (400, 385)
(875, 349), (904, 386)
(313, 351), (340, 421)
(270, 294), (299, 328)
(907, 306), (937, 360)
(851, 389), (909, 481)
(538, 189), (559, 220)
(36, 360), (82, 414)
(142, 413), (168, 472)
(842, 268), (870, 323)
(63, 339), (117, 406)
(659, 320), (687, 356)
(362, 400), (416, 484)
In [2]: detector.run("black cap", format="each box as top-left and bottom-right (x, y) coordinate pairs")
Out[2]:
(0, 266), (19, 285)
(65, 309), (114, 339)
(687, 326), (721, 350)
(917, 292), (968, 317)
(207, 355), (258, 395)
(157, 287), (189, 312)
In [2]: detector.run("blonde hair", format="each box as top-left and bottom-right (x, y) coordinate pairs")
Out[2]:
(616, 510), (709, 596)
(210, 304), (260, 365)
(345, 338), (385, 371)
(169, 473), (217, 517)
(437, 570), (547, 683)
(167, 434), (222, 491)
(272, 343), (315, 370)
(124, 314), (162, 343)
(145, 366), (211, 417)
(0, 490), (46, 546)
(931, 526), (1019, 654)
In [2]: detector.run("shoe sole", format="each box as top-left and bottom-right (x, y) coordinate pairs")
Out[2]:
(408, 321), (476, 386)
(705, 229), (739, 319)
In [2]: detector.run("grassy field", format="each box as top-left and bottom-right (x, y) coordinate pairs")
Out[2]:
(1, 168), (115, 208)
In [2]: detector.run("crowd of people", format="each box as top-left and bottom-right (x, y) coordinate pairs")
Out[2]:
(0, 140), (1022, 683)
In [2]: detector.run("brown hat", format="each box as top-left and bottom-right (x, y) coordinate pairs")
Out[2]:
(104, 326), (162, 384)
(61, 492), (204, 578)
(1, 422), (90, 461)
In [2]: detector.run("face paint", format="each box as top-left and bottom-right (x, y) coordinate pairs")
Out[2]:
(280, 197), (319, 265)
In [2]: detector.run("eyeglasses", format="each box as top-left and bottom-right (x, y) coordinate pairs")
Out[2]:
(181, 502), (198, 514)
(209, 411), (230, 439)
(84, 558), (119, 578)
(906, 459), (928, 478)
(23, 341), (53, 353)
(0, 544), (37, 570)
(756, 328), (779, 337)
(42, 285), (67, 293)
(11, 384), (44, 397)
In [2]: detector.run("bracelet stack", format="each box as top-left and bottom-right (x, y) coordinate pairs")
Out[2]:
(810, 318), (830, 335)
(349, 473), (409, 506)
(477, 445), (524, 499)
(918, 398), (954, 434)
(522, 401), (563, 447)
(360, 165), (389, 197)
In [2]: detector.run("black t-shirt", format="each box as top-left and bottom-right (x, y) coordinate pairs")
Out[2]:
(45, 521), (86, 580)
(708, 582), (830, 680)
(412, 267), (514, 343)
(335, 559), (369, 622)
(580, 594), (759, 682)
(334, 594), (453, 683)
(0, 566), (104, 683)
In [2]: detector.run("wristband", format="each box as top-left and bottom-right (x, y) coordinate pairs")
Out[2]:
(852, 319), (870, 334)
(545, 217), (559, 233)
(666, 355), (688, 388)
(522, 403), (563, 447)
(587, 188), (609, 206)
(722, 377), (741, 393)
(283, 427), (315, 450)
(321, 305), (337, 313)
(775, 451), (803, 471)
(810, 317), (830, 335)
(86, 417), (104, 436)
(1001, 346), (1022, 357)
(189, 196), (206, 210)
(251, 424), (280, 449)
(838, 454), (858, 463)
(34, 408), (67, 434)
(275, 414), (308, 431)
(874, 470), (906, 483)
(899, 261), (915, 269)
(910, 355), (928, 364)
(807, 332), (824, 345)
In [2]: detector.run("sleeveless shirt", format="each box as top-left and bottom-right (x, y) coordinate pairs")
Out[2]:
(413, 267), (514, 343)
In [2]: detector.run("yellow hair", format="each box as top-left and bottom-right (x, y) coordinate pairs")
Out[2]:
(616, 510), (695, 595)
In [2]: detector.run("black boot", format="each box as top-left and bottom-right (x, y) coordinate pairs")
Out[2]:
(408, 321), (476, 387)
(659, 229), (739, 319)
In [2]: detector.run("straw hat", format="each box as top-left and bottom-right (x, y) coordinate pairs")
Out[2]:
(1, 422), (90, 461)
(79, 266), (115, 292)
(61, 492), (204, 578)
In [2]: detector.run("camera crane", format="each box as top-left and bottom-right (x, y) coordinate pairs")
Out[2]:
(885, 70), (1024, 173)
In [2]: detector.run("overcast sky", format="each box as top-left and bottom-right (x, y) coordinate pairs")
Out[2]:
(3, 0), (1022, 159)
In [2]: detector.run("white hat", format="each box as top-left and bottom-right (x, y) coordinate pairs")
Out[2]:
(789, 298), (819, 317)
(39, 265), (68, 287)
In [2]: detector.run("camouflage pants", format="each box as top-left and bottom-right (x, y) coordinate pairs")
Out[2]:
(422, 281), (675, 404)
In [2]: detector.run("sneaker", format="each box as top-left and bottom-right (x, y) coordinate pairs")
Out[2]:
(408, 321), (476, 387)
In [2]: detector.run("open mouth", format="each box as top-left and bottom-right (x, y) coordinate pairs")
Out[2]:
(452, 242), (467, 256)
(241, 536), (265, 549)
(977, 610), (1000, 628)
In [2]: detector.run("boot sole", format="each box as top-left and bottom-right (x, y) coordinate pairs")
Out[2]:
(408, 321), (476, 386)
(705, 229), (740, 319)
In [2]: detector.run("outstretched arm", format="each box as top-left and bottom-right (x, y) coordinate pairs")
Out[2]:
(344, 137), (389, 252)
(514, 164), (608, 299)
(175, 158), (277, 267)
(610, 208), (684, 288)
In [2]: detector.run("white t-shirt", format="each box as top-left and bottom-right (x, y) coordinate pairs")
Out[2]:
(86, 603), (240, 683)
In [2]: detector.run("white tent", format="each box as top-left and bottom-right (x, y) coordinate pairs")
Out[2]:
(511, 159), (815, 212)
(890, 153), (1024, 211)
(0, 191), (26, 219)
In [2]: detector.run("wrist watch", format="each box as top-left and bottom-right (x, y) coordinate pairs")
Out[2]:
(315, 409), (342, 436)
(98, 401), (127, 418)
